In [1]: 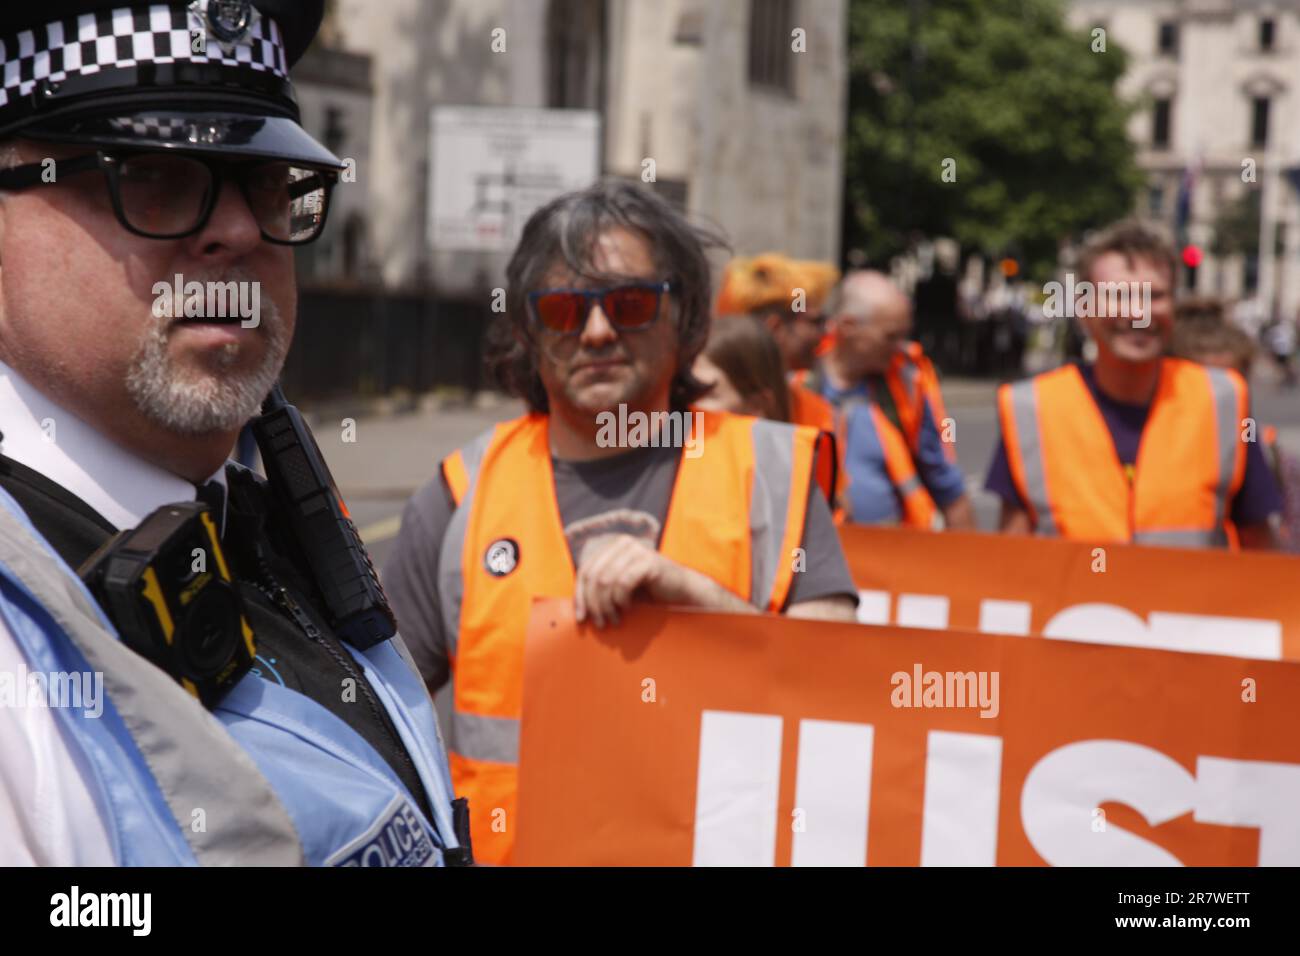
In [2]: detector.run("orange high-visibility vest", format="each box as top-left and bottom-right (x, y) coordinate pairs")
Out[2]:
(437, 410), (820, 863)
(887, 342), (955, 462)
(787, 377), (839, 505)
(793, 362), (940, 528)
(788, 380), (835, 432)
(835, 397), (938, 528)
(997, 359), (1248, 547)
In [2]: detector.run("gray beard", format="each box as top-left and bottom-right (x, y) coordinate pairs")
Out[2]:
(124, 289), (289, 435)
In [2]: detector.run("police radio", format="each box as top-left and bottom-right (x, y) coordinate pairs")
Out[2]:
(251, 383), (396, 649)
(80, 502), (256, 708)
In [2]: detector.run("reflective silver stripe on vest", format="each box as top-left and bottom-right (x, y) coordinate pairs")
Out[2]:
(1206, 366), (1241, 532)
(1133, 528), (1227, 548)
(896, 352), (919, 393)
(749, 418), (798, 611)
(450, 709), (520, 763)
(1006, 379), (1058, 535)
(438, 428), (499, 761)
(897, 473), (923, 497)
(438, 429), (494, 662)
(0, 501), (304, 865)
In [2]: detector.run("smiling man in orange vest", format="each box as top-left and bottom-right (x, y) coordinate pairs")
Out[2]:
(985, 219), (1282, 548)
(383, 182), (859, 863)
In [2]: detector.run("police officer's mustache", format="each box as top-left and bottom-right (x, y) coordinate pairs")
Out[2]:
(150, 270), (269, 332)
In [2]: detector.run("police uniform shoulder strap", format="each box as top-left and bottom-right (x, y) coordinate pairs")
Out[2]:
(0, 453), (117, 568)
(0, 495), (305, 866)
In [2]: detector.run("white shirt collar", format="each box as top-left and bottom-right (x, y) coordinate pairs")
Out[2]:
(0, 361), (227, 531)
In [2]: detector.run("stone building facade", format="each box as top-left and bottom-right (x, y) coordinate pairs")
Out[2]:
(330, 0), (848, 295)
(1067, 0), (1300, 320)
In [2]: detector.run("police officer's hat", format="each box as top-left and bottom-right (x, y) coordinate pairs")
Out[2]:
(0, 0), (342, 169)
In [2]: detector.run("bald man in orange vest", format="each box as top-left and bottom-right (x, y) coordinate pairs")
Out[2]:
(803, 272), (975, 529)
(384, 183), (859, 864)
(985, 219), (1282, 548)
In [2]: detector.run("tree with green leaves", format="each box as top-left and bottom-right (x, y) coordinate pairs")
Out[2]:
(842, 0), (1144, 281)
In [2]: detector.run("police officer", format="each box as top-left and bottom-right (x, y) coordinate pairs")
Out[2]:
(0, 0), (467, 865)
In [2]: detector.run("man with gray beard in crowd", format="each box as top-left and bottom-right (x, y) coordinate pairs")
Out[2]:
(0, 0), (463, 867)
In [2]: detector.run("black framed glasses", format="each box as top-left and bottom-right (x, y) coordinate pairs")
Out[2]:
(0, 149), (337, 245)
(527, 280), (677, 336)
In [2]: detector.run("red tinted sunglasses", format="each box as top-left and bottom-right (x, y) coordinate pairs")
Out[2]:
(527, 280), (676, 336)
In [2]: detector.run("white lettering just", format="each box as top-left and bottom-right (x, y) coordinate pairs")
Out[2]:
(855, 591), (1283, 660)
(691, 711), (1300, 866)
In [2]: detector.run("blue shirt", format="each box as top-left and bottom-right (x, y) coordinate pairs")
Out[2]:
(822, 374), (967, 524)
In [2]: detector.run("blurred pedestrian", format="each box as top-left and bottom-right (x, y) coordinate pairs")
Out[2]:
(986, 220), (1281, 549)
(694, 315), (841, 502)
(1170, 297), (1255, 377)
(693, 314), (790, 420)
(383, 181), (858, 864)
(1172, 299), (1299, 552)
(715, 253), (840, 430)
(1264, 315), (1298, 388)
(802, 271), (975, 529)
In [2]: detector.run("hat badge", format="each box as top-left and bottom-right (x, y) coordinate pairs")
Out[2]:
(189, 0), (259, 52)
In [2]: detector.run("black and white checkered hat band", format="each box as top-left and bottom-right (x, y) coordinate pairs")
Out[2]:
(105, 115), (191, 139)
(0, 3), (287, 112)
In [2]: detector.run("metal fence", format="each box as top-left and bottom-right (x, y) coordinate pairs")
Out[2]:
(280, 288), (489, 403)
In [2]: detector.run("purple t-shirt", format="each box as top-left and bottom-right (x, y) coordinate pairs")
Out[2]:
(984, 363), (1283, 527)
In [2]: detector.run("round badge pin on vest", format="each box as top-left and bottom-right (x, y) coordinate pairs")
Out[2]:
(484, 538), (519, 577)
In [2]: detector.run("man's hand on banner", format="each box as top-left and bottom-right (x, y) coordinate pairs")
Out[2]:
(573, 534), (754, 628)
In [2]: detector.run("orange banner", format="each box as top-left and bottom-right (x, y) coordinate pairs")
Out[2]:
(840, 525), (1300, 661)
(515, 599), (1300, 866)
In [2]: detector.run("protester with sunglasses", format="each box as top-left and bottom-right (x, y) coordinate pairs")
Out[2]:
(0, 1), (464, 866)
(384, 180), (859, 865)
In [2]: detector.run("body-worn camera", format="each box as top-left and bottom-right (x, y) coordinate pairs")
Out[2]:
(80, 501), (255, 708)
(253, 384), (396, 649)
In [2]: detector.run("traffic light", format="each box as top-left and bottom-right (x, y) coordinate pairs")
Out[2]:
(1181, 244), (1202, 290)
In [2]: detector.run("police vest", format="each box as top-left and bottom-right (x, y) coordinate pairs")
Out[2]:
(0, 476), (463, 866)
(996, 359), (1247, 547)
(438, 410), (820, 864)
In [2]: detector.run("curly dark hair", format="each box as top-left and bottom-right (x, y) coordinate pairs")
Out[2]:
(486, 179), (728, 412)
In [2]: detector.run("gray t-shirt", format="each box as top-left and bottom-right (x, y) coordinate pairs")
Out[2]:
(382, 442), (858, 691)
